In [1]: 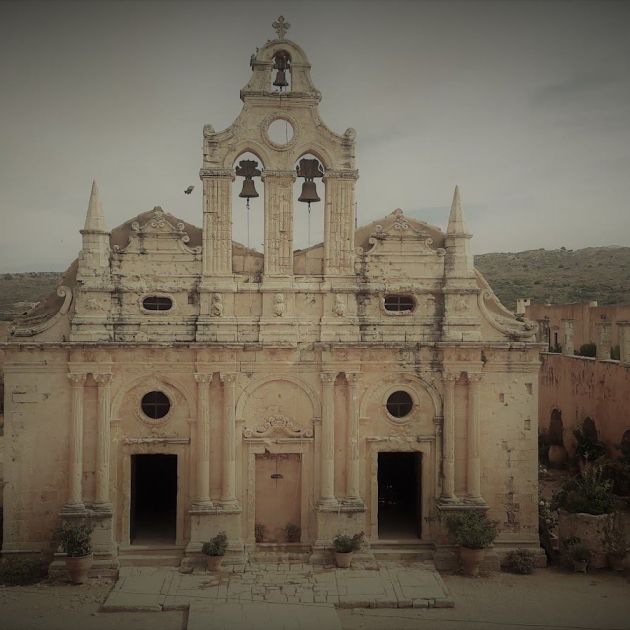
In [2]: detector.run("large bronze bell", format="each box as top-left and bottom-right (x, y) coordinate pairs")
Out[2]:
(273, 52), (290, 89)
(239, 178), (258, 200)
(298, 180), (320, 204)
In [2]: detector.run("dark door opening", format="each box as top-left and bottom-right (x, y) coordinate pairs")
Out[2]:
(130, 454), (177, 545)
(378, 452), (421, 539)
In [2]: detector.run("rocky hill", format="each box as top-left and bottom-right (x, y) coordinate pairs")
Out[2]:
(1, 246), (629, 320)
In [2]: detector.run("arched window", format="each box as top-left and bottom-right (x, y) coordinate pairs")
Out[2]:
(549, 409), (563, 446)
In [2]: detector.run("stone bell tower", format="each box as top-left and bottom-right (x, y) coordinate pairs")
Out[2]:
(197, 16), (358, 342)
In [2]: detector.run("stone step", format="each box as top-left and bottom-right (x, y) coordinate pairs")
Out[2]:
(371, 541), (434, 562)
(118, 554), (183, 567)
(248, 543), (312, 563)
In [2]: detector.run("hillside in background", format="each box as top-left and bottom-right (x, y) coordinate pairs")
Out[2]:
(1, 246), (629, 320)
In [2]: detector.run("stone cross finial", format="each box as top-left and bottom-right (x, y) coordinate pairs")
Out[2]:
(272, 15), (290, 39)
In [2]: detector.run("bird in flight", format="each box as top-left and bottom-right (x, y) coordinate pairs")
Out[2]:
(184, 185), (194, 194)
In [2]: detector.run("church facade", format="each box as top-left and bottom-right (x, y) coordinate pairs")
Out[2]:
(1, 19), (543, 571)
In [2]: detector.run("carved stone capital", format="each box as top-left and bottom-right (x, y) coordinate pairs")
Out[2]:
(442, 372), (458, 383)
(320, 372), (337, 384)
(346, 372), (361, 384)
(67, 373), (87, 385)
(220, 373), (237, 385)
(93, 373), (112, 385)
(199, 167), (235, 180)
(467, 373), (483, 384)
(194, 373), (213, 384)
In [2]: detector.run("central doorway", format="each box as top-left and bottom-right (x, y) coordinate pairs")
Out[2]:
(377, 452), (421, 539)
(255, 453), (301, 543)
(130, 454), (177, 545)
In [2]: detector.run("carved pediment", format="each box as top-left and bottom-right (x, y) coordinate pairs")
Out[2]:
(115, 207), (201, 255)
(364, 209), (445, 257)
(243, 415), (313, 439)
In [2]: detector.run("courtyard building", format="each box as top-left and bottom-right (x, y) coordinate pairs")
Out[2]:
(1, 19), (543, 573)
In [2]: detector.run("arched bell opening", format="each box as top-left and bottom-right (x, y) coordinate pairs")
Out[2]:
(271, 50), (292, 93)
(232, 152), (264, 251)
(293, 153), (325, 251)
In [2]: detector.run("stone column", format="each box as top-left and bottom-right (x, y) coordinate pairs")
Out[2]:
(93, 373), (112, 509)
(323, 170), (357, 276)
(194, 373), (213, 509)
(200, 168), (234, 277)
(441, 373), (457, 501)
(65, 373), (87, 511)
(345, 373), (361, 503)
(596, 322), (611, 360)
(262, 170), (295, 277)
(618, 321), (630, 364)
(562, 319), (575, 356)
(220, 373), (239, 509)
(319, 372), (337, 507)
(467, 373), (483, 502)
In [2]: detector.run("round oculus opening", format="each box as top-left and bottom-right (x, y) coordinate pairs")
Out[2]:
(141, 391), (171, 420)
(143, 296), (173, 311)
(267, 119), (294, 145)
(386, 390), (413, 418)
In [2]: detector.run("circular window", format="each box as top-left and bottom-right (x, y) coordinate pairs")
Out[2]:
(386, 390), (413, 418)
(141, 391), (171, 420)
(267, 118), (294, 145)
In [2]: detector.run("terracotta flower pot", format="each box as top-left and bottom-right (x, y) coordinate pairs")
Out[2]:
(548, 445), (568, 468)
(335, 551), (353, 568)
(65, 554), (93, 584)
(460, 547), (484, 577)
(206, 555), (224, 571)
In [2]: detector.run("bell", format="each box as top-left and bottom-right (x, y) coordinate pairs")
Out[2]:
(239, 178), (258, 200)
(298, 180), (320, 205)
(273, 69), (288, 88)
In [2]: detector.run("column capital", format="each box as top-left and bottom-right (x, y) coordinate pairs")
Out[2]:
(345, 372), (361, 384)
(442, 372), (458, 383)
(467, 373), (483, 384)
(261, 169), (297, 181)
(93, 373), (112, 385)
(199, 167), (235, 180)
(194, 373), (214, 384)
(220, 372), (237, 384)
(320, 372), (337, 384)
(67, 373), (87, 385)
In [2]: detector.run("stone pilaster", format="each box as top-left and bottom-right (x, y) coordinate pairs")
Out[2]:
(466, 373), (484, 504)
(262, 170), (295, 278)
(64, 373), (87, 512)
(562, 319), (575, 356)
(220, 373), (239, 510)
(441, 373), (457, 502)
(596, 322), (611, 360)
(194, 373), (213, 510)
(200, 168), (234, 277)
(93, 373), (112, 510)
(618, 321), (630, 364)
(319, 372), (337, 507)
(323, 170), (357, 276)
(345, 373), (362, 505)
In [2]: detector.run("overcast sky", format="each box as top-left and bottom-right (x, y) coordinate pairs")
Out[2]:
(1, 0), (629, 272)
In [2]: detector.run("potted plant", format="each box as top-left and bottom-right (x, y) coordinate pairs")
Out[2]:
(502, 549), (536, 575)
(603, 511), (627, 571)
(332, 532), (364, 568)
(254, 523), (266, 544)
(55, 522), (93, 584)
(570, 543), (591, 573)
(552, 464), (618, 568)
(285, 523), (301, 543)
(202, 531), (228, 571)
(446, 511), (498, 577)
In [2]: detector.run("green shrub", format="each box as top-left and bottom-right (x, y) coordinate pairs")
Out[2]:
(503, 549), (536, 574)
(576, 343), (597, 357)
(552, 464), (617, 515)
(332, 532), (364, 553)
(538, 495), (558, 560)
(54, 523), (93, 557)
(202, 531), (228, 556)
(573, 420), (607, 463)
(446, 511), (498, 549)
(0, 557), (45, 585)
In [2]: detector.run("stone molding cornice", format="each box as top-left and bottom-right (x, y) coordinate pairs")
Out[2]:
(194, 373), (213, 384)
(93, 373), (112, 385)
(199, 168), (235, 179)
(320, 372), (337, 383)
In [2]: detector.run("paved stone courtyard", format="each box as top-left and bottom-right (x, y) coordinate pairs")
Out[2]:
(102, 561), (452, 628)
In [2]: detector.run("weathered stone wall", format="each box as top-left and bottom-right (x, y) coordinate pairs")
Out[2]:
(539, 353), (630, 454)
